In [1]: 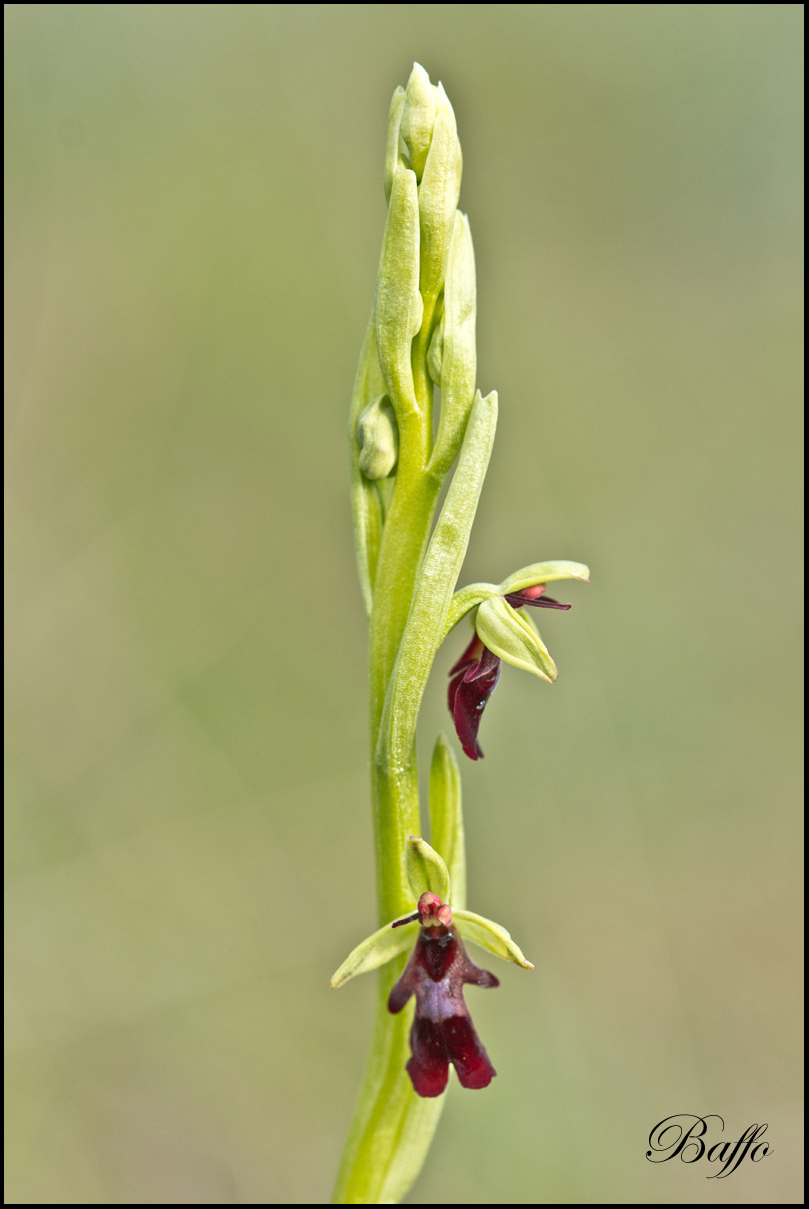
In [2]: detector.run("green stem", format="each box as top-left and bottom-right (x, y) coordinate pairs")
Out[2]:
(333, 394), (497, 1205)
(335, 372), (441, 1208)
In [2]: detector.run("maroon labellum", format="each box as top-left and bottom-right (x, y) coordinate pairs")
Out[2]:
(447, 635), (501, 760)
(388, 911), (499, 1098)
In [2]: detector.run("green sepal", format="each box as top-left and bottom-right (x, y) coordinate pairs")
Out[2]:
(330, 916), (418, 989)
(475, 595), (558, 683)
(375, 163), (423, 420)
(428, 734), (466, 910)
(400, 63), (435, 182)
(384, 86), (406, 203)
(498, 560), (590, 594)
(452, 909), (534, 969)
(405, 836), (451, 903)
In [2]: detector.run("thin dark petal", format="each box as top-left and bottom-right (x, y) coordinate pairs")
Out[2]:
(391, 911), (420, 929)
(525, 595), (571, 611)
(407, 1016), (450, 1097)
(452, 647), (501, 760)
(449, 633), (484, 677)
(500, 582), (546, 609)
(504, 590), (571, 611)
(442, 1014), (497, 1090)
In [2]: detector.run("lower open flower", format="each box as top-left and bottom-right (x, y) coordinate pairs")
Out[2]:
(330, 838), (534, 1099)
(388, 903), (499, 1097)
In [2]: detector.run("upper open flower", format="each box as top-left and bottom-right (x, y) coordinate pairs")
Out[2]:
(445, 565), (582, 754)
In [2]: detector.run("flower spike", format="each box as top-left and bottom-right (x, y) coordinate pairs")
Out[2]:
(337, 62), (591, 1199)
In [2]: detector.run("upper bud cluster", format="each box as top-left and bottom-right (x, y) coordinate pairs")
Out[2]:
(370, 63), (473, 477)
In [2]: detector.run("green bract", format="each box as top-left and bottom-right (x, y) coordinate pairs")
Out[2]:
(430, 212), (477, 475)
(429, 734), (465, 909)
(417, 102), (461, 301)
(375, 163), (422, 419)
(384, 86), (406, 203)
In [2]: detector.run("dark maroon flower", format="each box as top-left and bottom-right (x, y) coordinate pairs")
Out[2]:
(388, 907), (499, 1098)
(448, 584), (573, 760)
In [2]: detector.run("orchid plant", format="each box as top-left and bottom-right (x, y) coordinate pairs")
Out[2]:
(331, 64), (589, 1204)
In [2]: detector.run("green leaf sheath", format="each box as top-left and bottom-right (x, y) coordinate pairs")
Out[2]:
(428, 735), (466, 910)
(378, 390), (498, 788)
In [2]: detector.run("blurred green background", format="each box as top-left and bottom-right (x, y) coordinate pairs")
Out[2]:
(5, 4), (802, 1204)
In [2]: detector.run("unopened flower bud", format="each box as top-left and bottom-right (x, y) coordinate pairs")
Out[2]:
(357, 394), (398, 480)
(400, 63), (436, 181)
